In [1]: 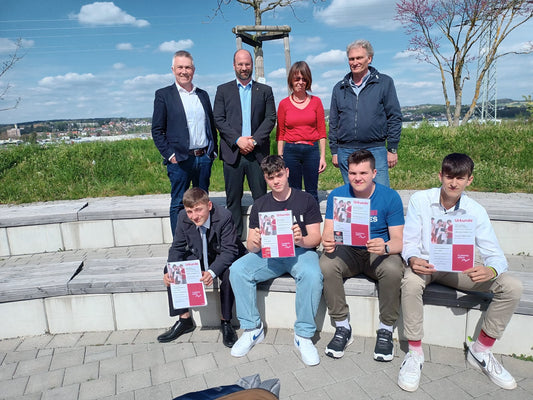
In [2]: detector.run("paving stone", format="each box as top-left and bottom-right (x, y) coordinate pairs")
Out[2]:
(45, 333), (83, 348)
(116, 343), (148, 356)
(3, 349), (38, 364)
(132, 347), (165, 370)
(447, 367), (499, 397)
(276, 373), (304, 398)
(25, 368), (64, 394)
(132, 329), (160, 344)
(272, 328), (293, 345)
(116, 368), (152, 393)
(76, 331), (112, 346)
(212, 348), (250, 368)
(503, 356), (533, 379)
(203, 366), (240, 388)
(13, 355), (52, 378)
(353, 369), (401, 398)
(63, 362), (99, 385)
(190, 327), (219, 343)
(246, 342), (279, 362)
(99, 354), (132, 376)
(421, 361), (465, 381)
(41, 383), (80, 400)
(429, 344), (468, 367)
(420, 377), (471, 400)
(0, 338), (22, 352)
(0, 362), (17, 381)
(79, 377), (116, 400)
(17, 335), (53, 351)
(169, 374), (207, 398)
(182, 353), (217, 377)
(0, 376), (28, 398)
(84, 344), (116, 364)
(193, 341), (226, 356)
(322, 378), (370, 399)
(293, 364), (335, 391)
(50, 348), (85, 370)
(289, 387), (330, 400)
(150, 360), (186, 385)
(100, 392), (134, 400)
(37, 348), (54, 358)
(134, 382), (172, 400)
(105, 330), (139, 345)
(235, 359), (276, 381)
(163, 342), (196, 362)
(317, 354), (364, 382)
(265, 348), (305, 375)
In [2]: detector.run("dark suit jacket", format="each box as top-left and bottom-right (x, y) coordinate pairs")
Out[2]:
(167, 204), (247, 277)
(151, 83), (217, 164)
(213, 80), (276, 166)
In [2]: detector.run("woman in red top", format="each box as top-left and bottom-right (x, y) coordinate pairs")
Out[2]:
(276, 61), (327, 203)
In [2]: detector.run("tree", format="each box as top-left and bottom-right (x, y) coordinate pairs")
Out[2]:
(212, 0), (324, 77)
(396, 0), (533, 126)
(1, 39), (24, 112)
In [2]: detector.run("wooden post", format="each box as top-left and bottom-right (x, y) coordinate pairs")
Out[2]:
(283, 34), (291, 95)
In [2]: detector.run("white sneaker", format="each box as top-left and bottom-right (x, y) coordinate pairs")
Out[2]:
(467, 341), (517, 390)
(294, 334), (320, 366)
(230, 323), (264, 357)
(398, 351), (424, 392)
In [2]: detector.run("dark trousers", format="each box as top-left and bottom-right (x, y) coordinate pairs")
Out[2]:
(223, 153), (266, 237)
(167, 153), (212, 236)
(283, 142), (320, 203)
(166, 268), (235, 321)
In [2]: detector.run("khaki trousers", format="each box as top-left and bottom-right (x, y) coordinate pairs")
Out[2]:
(401, 267), (522, 340)
(320, 246), (404, 326)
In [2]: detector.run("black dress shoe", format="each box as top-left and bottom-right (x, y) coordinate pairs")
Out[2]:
(221, 320), (238, 348)
(157, 317), (195, 343)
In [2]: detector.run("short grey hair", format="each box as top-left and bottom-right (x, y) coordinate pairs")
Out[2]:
(172, 50), (194, 67)
(346, 40), (374, 58)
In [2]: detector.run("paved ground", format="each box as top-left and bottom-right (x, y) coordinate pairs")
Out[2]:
(1, 326), (533, 400)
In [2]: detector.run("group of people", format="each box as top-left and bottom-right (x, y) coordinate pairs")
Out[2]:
(150, 39), (522, 393)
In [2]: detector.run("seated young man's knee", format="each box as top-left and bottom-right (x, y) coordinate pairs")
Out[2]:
(494, 273), (523, 300)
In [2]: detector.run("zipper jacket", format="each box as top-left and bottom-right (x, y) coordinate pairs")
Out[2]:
(328, 66), (402, 155)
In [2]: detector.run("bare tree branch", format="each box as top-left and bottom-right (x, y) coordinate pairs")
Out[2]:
(1, 38), (24, 112)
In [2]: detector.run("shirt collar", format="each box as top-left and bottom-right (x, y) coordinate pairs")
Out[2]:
(176, 82), (196, 94)
(236, 79), (252, 89)
(198, 215), (211, 231)
(349, 70), (370, 88)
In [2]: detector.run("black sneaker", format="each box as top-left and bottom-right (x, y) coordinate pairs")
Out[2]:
(373, 328), (393, 361)
(325, 325), (353, 359)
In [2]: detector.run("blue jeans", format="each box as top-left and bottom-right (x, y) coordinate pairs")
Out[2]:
(229, 247), (323, 338)
(283, 142), (320, 203)
(337, 146), (390, 187)
(167, 153), (212, 235)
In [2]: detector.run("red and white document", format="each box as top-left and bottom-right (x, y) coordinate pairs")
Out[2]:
(333, 196), (370, 246)
(429, 215), (476, 272)
(167, 260), (207, 309)
(259, 210), (295, 258)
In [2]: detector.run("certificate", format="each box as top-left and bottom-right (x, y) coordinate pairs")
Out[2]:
(167, 260), (207, 309)
(333, 196), (370, 246)
(259, 210), (295, 258)
(429, 215), (476, 272)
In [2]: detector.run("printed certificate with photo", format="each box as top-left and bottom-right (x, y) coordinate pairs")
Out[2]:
(167, 260), (207, 309)
(259, 210), (295, 258)
(333, 196), (370, 246)
(429, 215), (476, 272)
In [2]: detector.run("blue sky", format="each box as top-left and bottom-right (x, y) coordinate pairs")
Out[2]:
(1, 0), (532, 124)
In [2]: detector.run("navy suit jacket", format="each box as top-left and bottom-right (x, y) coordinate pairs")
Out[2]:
(213, 80), (276, 166)
(151, 83), (217, 164)
(167, 204), (247, 277)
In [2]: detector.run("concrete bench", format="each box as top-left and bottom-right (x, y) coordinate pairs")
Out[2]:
(1, 255), (531, 356)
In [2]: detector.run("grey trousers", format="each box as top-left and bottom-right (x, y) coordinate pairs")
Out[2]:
(320, 246), (404, 326)
(401, 267), (523, 340)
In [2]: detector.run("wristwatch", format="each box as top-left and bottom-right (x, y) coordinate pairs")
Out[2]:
(388, 148), (397, 154)
(384, 244), (390, 255)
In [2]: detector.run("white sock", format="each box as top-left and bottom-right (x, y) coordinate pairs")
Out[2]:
(335, 319), (350, 330)
(379, 322), (393, 333)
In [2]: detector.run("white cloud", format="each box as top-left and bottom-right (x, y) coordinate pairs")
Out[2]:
(268, 68), (287, 79)
(0, 38), (35, 53)
(291, 36), (326, 52)
(158, 40), (194, 52)
(72, 2), (149, 27)
(314, 0), (400, 31)
(321, 69), (347, 79)
(113, 63), (126, 69)
(306, 49), (346, 66)
(124, 73), (172, 88)
(116, 43), (133, 51)
(38, 72), (96, 87)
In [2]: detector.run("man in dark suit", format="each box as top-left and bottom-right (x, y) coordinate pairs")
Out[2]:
(158, 188), (247, 347)
(152, 50), (217, 236)
(214, 49), (276, 237)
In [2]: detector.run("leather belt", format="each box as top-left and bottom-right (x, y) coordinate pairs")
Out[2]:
(188, 147), (207, 156)
(288, 140), (315, 146)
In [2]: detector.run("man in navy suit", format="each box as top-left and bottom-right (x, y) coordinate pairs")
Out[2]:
(214, 49), (276, 237)
(152, 50), (217, 236)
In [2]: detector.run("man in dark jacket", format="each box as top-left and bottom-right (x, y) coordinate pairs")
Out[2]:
(329, 39), (402, 188)
(157, 188), (247, 347)
(151, 50), (217, 236)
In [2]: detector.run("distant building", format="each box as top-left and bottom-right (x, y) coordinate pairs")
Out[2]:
(7, 124), (21, 138)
